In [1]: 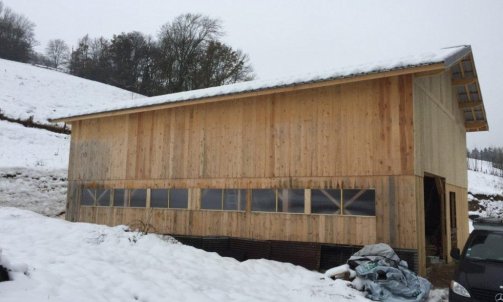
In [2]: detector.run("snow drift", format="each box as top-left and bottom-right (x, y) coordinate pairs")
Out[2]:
(0, 207), (369, 302)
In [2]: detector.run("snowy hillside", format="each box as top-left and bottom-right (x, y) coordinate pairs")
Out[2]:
(0, 58), (144, 216)
(0, 58), (143, 128)
(467, 158), (503, 196)
(0, 207), (369, 302)
(467, 158), (503, 220)
(0, 120), (69, 216)
(0, 120), (68, 170)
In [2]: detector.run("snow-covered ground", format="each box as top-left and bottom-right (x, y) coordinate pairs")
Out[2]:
(0, 169), (67, 217)
(0, 58), (143, 128)
(0, 207), (370, 302)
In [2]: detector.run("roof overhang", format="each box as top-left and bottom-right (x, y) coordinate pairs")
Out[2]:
(50, 63), (446, 123)
(49, 45), (489, 132)
(448, 53), (489, 132)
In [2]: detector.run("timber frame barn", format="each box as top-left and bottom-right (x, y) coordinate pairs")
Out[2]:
(52, 45), (489, 275)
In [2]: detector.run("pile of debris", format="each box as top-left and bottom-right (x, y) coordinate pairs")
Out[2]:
(326, 243), (431, 301)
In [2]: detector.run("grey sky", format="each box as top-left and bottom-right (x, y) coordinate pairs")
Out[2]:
(4, 0), (502, 149)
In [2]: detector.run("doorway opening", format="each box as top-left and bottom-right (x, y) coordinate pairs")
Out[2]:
(423, 175), (446, 266)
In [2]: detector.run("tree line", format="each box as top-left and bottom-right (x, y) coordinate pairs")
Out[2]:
(0, 1), (254, 96)
(467, 147), (503, 176)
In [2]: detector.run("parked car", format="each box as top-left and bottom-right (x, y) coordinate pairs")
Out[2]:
(449, 216), (503, 301)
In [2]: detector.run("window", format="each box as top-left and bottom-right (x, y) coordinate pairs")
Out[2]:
(169, 189), (188, 209)
(252, 189), (304, 213)
(277, 189), (304, 213)
(465, 233), (503, 262)
(201, 189), (246, 211)
(201, 189), (222, 210)
(223, 189), (246, 211)
(311, 189), (341, 214)
(151, 189), (168, 208)
(130, 189), (147, 207)
(251, 189), (276, 212)
(96, 189), (111, 206)
(81, 188), (95, 206)
(113, 189), (126, 207)
(342, 189), (375, 216)
(150, 189), (188, 209)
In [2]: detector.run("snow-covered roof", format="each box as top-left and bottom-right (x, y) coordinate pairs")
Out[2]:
(51, 45), (477, 122)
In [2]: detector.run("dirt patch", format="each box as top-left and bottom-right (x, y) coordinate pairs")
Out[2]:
(426, 263), (456, 288)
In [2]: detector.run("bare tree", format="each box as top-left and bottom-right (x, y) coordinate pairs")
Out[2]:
(68, 13), (254, 95)
(45, 39), (69, 68)
(156, 13), (253, 93)
(0, 0), (36, 62)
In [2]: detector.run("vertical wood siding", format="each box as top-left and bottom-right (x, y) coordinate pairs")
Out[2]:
(69, 75), (414, 182)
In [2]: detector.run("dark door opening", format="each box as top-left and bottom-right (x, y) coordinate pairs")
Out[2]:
(424, 175), (446, 266)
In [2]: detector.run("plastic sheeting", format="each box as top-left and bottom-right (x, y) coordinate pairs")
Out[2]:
(328, 243), (431, 301)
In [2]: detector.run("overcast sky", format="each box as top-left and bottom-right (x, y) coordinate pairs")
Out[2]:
(3, 0), (502, 149)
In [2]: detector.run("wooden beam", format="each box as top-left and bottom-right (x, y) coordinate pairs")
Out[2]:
(458, 100), (483, 109)
(51, 63), (446, 123)
(465, 120), (488, 131)
(452, 77), (477, 86)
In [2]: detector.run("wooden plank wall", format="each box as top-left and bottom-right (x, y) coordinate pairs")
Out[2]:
(74, 175), (420, 248)
(446, 184), (469, 251)
(70, 177), (418, 249)
(413, 71), (469, 275)
(69, 75), (414, 181)
(67, 74), (418, 249)
(413, 71), (467, 188)
(79, 207), (377, 245)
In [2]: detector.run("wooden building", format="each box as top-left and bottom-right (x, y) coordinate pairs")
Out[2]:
(52, 45), (488, 275)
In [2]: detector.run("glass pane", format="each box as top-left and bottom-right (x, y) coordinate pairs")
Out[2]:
(151, 189), (168, 208)
(251, 189), (276, 212)
(240, 191), (247, 211)
(113, 189), (125, 207)
(201, 189), (222, 210)
(81, 188), (95, 206)
(343, 189), (375, 216)
(277, 189), (304, 213)
(311, 189), (341, 214)
(170, 189), (188, 209)
(223, 189), (246, 211)
(130, 189), (147, 207)
(465, 233), (503, 262)
(96, 189), (110, 206)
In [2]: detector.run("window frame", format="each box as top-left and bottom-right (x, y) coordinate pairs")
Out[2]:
(168, 188), (189, 209)
(128, 189), (147, 208)
(310, 189), (342, 215)
(78, 186), (376, 217)
(341, 189), (376, 216)
(201, 189), (246, 211)
(80, 188), (96, 206)
(95, 189), (111, 207)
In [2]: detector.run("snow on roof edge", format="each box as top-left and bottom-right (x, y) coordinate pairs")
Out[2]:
(50, 45), (471, 122)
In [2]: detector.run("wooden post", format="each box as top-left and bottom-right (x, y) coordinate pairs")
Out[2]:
(304, 189), (311, 214)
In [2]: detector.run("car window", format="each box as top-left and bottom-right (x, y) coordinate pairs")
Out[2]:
(464, 232), (503, 262)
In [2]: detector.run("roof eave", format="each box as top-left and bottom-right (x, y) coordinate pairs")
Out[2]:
(49, 62), (446, 123)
